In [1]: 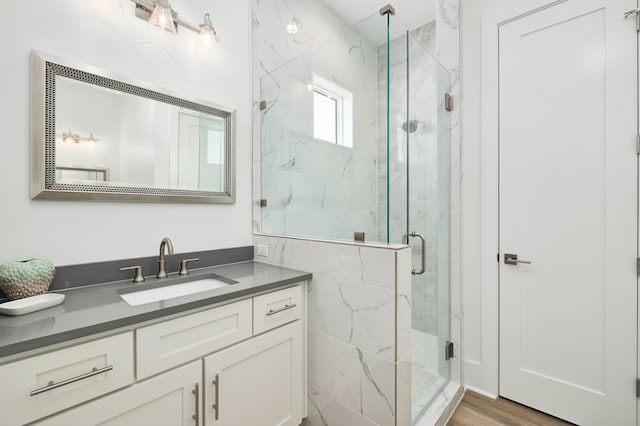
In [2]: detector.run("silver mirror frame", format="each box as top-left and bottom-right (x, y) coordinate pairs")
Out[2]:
(31, 50), (236, 203)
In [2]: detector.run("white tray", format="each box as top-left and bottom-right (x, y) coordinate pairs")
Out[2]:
(0, 293), (65, 316)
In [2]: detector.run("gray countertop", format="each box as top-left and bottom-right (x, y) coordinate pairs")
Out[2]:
(0, 261), (311, 358)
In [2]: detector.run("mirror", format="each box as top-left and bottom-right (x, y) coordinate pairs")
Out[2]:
(31, 51), (235, 203)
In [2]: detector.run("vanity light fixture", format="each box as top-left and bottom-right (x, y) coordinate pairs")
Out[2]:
(58, 130), (99, 145)
(286, 18), (300, 34)
(130, 0), (217, 46)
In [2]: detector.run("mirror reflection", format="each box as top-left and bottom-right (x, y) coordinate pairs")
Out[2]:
(55, 76), (227, 192)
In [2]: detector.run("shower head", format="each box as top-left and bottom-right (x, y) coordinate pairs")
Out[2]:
(402, 120), (419, 133)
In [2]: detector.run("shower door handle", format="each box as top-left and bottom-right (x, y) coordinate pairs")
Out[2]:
(406, 232), (426, 275)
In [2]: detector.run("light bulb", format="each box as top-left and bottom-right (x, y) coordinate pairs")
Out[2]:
(149, 0), (176, 34)
(63, 130), (76, 144)
(198, 13), (216, 48)
(286, 18), (300, 34)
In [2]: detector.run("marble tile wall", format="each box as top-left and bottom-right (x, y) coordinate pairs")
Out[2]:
(254, 235), (412, 426)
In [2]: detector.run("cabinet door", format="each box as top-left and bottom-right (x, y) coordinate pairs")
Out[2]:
(204, 321), (303, 426)
(37, 361), (202, 426)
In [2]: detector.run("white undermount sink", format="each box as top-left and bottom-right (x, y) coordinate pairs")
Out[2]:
(120, 277), (233, 306)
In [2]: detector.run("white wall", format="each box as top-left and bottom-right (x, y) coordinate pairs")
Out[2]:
(0, 0), (252, 265)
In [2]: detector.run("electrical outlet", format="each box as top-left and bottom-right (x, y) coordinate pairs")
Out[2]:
(256, 244), (269, 257)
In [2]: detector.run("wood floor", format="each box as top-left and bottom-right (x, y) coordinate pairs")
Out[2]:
(447, 391), (573, 426)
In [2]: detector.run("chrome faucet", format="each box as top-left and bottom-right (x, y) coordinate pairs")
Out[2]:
(157, 237), (174, 279)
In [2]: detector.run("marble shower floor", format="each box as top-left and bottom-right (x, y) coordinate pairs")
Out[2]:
(412, 330), (448, 421)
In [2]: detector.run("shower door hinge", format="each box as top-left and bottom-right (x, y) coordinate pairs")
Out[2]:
(637, 258), (640, 276)
(637, 378), (640, 398)
(624, 9), (640, 32)
(445, 93), (453, 112)
(260, 199), (267, 208)
(445, 341), (454, 361)
(636, 135), (640, 154)
(259, 100), (267, 110)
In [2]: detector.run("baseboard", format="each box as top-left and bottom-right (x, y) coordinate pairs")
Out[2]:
(463, 385), (498, 400)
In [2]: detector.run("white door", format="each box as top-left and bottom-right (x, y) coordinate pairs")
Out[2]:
(499, 1), (637, 425)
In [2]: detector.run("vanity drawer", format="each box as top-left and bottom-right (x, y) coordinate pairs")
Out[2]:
(0, 332), (134, 426)
(136, 299), (252, 379)
(253, 285), (302, 335)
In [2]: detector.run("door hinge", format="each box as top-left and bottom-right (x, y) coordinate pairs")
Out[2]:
(445, 341), (454, 361)
(445, 93), (453, 112)
(625, 9), (640, 32)
(260, 199), (267, 208)
(637, 258), (640, 276)
(637, 378), (640, 398)
(636, 135), (640, 155)
(259, 100), (267, 110)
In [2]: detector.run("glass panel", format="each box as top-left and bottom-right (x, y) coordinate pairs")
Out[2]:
(405, 29), (451, 422)
(384, 15), (452, 421)
(260, 12), (384, 242)
(386, 16), (410, 246)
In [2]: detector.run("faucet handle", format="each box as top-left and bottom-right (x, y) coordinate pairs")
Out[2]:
(179, 258), (200, 275)
(120, 265), (145, 283)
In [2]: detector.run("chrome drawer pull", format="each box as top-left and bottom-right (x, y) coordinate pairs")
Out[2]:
(266, 303), (297, 316)
(192, 383), (200, 426)
(212, 374), (220, 420)
(30, 365), (114, 396)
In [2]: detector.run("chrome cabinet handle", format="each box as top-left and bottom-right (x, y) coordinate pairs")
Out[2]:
(266, 304), (297, 316)
(179, 258), (200, 275)
(405, 232), (426, 275)
(30, 365), (114, 396)
(120, 265), (145, 283)
(212, 374), (220, 420)
(504, 253), (532, 265)
(192, 383), (200, 426)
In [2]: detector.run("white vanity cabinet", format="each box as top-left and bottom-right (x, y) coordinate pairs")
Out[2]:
(2, 282), (306, 426)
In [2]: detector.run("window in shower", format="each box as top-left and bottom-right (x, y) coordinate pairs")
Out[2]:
(312, 74), (353, 148)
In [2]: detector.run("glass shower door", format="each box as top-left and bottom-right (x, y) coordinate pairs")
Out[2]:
(407, 41), (451, 422)
(386, 22), (452, 421)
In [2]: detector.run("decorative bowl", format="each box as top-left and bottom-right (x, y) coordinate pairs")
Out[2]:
(0, 259), (56, 300)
